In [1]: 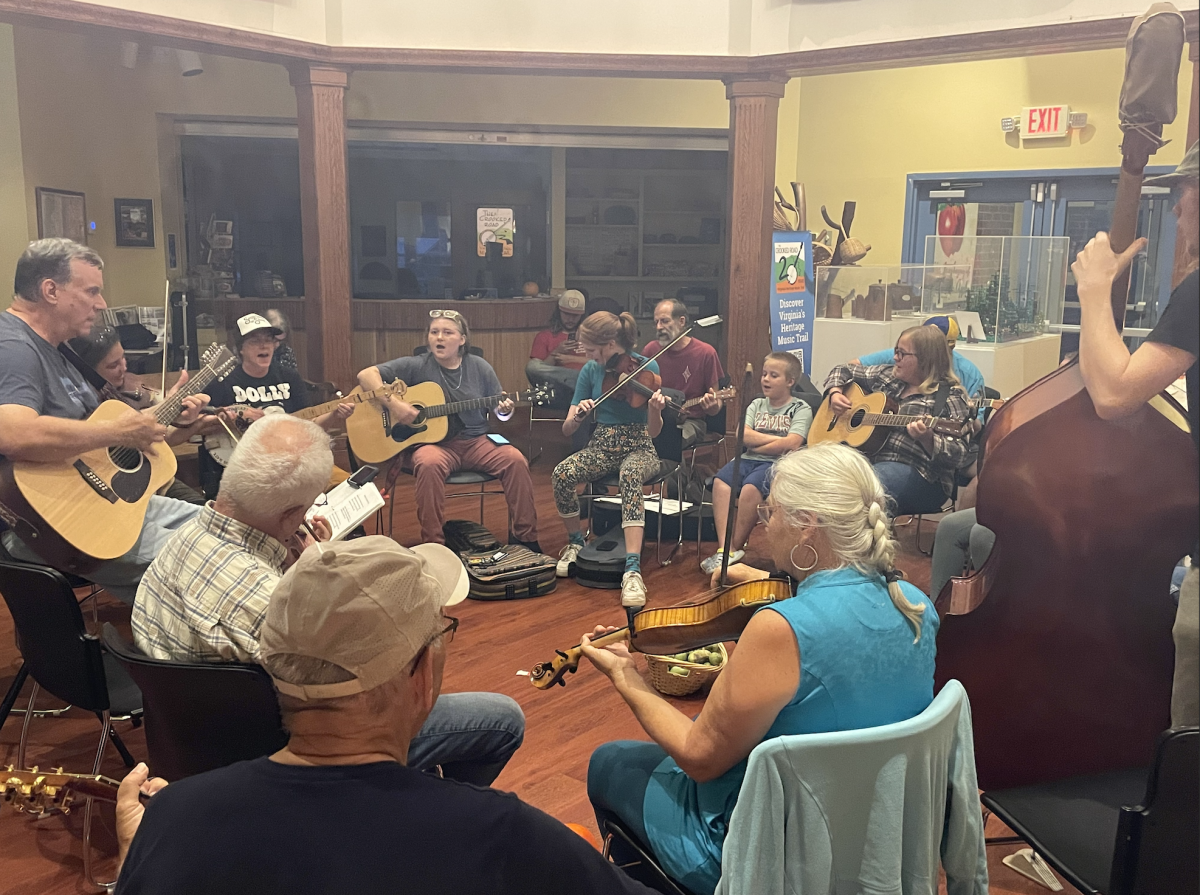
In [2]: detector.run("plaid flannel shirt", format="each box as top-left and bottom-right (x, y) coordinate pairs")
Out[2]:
(823, 362), (971, 496)
(132, 505), (288, 664)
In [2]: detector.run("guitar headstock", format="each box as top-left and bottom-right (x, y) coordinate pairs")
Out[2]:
(715, 386), (737, 401)
(199, 344), (238, 382)
(528, 647), (581, 690)
(529, 383), (555, 406)
(382, 380), (407, 399)
(2, 766), (118, 816)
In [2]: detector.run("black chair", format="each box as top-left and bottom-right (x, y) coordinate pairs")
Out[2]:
(0, 559), (142, 891)
(981, 727), (1198, 895)
(601, 816), (698, 895)
(101, 624), (288, 782)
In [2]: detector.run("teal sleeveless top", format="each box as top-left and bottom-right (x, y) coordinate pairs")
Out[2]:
(642, 566), (939, 894)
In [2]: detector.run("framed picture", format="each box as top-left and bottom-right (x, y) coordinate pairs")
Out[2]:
(35, 188), (87, 243)
(114, 198), (154, 248)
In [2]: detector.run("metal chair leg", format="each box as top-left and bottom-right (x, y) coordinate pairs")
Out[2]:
(16, 681), (39, 770)
(0, 661), (30, 731)
(82, 711), (117, 892)
(100, 714), (137, 768)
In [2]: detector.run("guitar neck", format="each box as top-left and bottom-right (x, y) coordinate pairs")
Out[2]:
(150, 365), (221, 427)
(292, 385), (395, 422)
(860, 412), (929, 427)
(428, 392), (519, 419)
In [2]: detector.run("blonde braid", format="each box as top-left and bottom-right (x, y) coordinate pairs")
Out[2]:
(868, 497), (925, 642)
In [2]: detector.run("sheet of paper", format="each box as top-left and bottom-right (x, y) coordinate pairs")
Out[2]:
(306, 481), (385, 541)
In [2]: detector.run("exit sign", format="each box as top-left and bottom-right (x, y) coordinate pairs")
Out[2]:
(1022, 105), (1070, 139)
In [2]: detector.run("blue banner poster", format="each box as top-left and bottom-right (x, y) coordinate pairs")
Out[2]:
(769, 231), (815, 374)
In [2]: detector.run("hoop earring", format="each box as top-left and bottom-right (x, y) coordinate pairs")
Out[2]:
(789, 543), (819, 573)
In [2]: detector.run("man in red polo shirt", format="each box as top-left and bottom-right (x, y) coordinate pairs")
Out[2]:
(642, 299), (723, 449)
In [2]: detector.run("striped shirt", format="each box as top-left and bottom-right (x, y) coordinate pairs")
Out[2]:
(823, 362), (971, 496)
(132, 505), (288, 663)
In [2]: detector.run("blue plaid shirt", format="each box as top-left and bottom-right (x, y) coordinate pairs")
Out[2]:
(133, 505), (288, 663)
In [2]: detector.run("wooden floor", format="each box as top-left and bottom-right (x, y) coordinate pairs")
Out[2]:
(1, 411), (1076, 894)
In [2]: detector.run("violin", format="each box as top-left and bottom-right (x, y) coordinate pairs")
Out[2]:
(529, 577), (792, 689)
(600, 353), (662, 408)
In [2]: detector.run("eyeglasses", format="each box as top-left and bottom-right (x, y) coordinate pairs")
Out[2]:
(429, 309), (465, 322)
(408, 615), (460, 676)
(757, 503), (780, 525)
(893, 347), (917, 360)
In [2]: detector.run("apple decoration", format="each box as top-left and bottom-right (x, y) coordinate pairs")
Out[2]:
(938, 204), (966, 256)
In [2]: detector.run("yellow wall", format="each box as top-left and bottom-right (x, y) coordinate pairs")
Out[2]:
(9, 26), (296, 306)
(793, 48), (1194, 264)
(0, 26), (27, 309)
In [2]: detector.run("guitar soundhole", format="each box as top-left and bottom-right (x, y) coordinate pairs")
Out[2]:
(107, 447), (143, 473)
(849, 409), (867, 429)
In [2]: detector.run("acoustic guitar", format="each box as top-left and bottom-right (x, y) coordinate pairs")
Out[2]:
(202, 381), (408, 468)
(809, 381), (966, 455)
(346, 381), (550, 464)
(0, 345), (236, 573)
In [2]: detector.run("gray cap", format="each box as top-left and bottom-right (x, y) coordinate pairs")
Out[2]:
(1144, 141), (1198, 187)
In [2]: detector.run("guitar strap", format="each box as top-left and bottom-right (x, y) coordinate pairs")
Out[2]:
(57, 344), (111, 396)
(930, 381), (951, 419)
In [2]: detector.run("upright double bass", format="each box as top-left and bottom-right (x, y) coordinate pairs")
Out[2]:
(934, 4), (1198, 789)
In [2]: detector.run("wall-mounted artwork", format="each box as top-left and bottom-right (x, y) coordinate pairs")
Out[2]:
(36, 187), (87, 243)
(114, 198), (155, 248)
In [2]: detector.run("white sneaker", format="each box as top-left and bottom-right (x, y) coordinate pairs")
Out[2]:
(621, 571), (647, 608)
(557, 542), (582, 577)
(700, 549), (745, 575)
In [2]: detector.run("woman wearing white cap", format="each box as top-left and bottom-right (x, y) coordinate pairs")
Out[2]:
(199, 313), (353, 498)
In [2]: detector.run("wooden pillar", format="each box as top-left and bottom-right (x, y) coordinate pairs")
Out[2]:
(290, 64), (353, 387)
(1171, 43), (1198, 290)
(723, 76), (788, 391)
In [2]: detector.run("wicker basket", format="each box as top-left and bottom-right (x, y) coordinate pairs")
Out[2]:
(644, 643), (728, 697)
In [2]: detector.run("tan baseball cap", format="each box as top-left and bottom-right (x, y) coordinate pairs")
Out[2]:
(1144, 141), (1199, 188)
(558, 290), (587, 313)
(260, 536), (469, 701)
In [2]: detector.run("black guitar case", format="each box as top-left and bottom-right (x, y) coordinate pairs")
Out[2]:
(573, 530), (626, 590)
(443, 520), (557, 601)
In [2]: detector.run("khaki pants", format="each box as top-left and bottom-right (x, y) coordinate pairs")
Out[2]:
(1172, 565), (1199, 727)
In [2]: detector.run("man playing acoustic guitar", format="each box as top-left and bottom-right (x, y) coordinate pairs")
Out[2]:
(357, 309), (540, 550)
(0, 239), (209, 601)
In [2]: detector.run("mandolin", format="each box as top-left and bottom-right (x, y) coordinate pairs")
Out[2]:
(0, 344), (236, 573)
(529, 577), (793, 689)
(346, 381), (551, 464)
(809, 382), (966, 455)
(3, 766), (148, 816)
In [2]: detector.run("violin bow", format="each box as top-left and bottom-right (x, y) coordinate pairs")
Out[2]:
(577, 315), (724, 420)
(719, 363), (757, 587)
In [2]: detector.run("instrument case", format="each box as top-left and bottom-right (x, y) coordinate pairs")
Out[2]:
(444, 520), (557, 601)
(573, 530), (627, 590)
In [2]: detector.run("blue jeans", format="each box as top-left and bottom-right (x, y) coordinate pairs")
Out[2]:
(408, 692), (525, 787)
(872, 461), (949, 517)
(2, 495), (201, 605)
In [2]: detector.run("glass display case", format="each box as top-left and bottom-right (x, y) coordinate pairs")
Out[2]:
(921, 235), (1070, 343)
(815, 264), (930, 322)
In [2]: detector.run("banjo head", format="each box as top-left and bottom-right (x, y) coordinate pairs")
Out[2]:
(203, 405), (284, 466)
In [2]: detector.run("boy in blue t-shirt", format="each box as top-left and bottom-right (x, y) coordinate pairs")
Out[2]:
(701, 352), (812, 575)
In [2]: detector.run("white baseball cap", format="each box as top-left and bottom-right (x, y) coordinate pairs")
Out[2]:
(236, 313), (282, 338)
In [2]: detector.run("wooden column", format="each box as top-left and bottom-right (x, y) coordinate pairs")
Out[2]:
(290, 64), (353, 387)
(1171, 42), (1198, 290)
(723, 76), (788, 390)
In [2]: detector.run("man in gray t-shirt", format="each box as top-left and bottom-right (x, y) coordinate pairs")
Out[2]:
(0, 239), (207, 601)
(357, 310), (539, 548)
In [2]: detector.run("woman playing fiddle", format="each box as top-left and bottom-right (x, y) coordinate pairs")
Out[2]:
(583, 443), (937, 894)
(823, 324), (971, 516)
(554, 311), (668, 608)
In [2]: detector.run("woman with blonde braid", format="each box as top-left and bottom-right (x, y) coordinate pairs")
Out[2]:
(582, 443), (938, 895)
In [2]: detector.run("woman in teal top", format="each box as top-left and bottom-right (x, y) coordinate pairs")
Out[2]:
(553, 310), (667, 609)
(582, 443), (938, 894)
